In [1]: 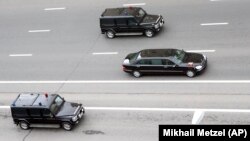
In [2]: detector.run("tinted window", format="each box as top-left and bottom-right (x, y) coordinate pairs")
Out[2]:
(165, 59), (175, 65)
(128, 18), (137, 26)
(42, 109), (52, 117)
(101, 19), (115, 26)
(12, 108), (28, 117)
(29, 109), (41, 117)
(151, 59), (163, 65)
(137, 59), (151, 65)
(115, 18), (127, 26)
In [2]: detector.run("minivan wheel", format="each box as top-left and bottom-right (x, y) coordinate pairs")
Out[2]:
(19, 121), (29, 130)
(145, 29), (154, 37)
(132, 71), (141, 78)
(186, 70), (195, 78)
(62, 122), (73, 131)
(106, 30), (115, 39)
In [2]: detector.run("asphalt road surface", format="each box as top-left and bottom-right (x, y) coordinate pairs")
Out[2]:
(0, 0), (250, 140)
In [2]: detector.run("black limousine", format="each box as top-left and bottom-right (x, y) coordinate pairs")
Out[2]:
(122, 49), (207, 78)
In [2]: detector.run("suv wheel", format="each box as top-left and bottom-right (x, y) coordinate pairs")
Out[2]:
(186, 70), (195, 78)
(145, 29), (154, 38)
(19, 121), (29, 130)
(133, 71), (141, 78)
(106, 30), (115, 39)
(62, 122), (73, 131)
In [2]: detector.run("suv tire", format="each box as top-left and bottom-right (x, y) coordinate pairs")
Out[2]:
(132, 71), (141, 78)
(62, 122), (73, 131)
(106, 30), (115, 39)
(19, 121), (29, 130)
(145, 29), (154, 38)
(186, 70), (195, 78)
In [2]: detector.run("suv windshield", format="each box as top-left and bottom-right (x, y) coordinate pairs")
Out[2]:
(135, 9), (146, 22)
(50, 96), (64, 114)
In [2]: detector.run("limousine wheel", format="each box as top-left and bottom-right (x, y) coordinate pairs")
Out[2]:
(62, 122), (72, 131)
(19, 121), (29, 130)
(186, 70), (195, 78)
(145, 29), (154, 38)
(133, 71), (141, 78)
(106, 30), (115, 39)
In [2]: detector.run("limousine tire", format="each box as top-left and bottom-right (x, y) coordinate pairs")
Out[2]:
(106, 30), (115, 39)
(145, 29), (154, 38)
(186, 70), (195, 78)
(132, 71), (141, 78)
(19, 121), (29, 130)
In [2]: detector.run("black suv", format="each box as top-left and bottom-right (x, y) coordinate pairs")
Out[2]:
(122, 49), (207, 78)
(100, 7), (164, 38)
(11, 93), (85, 131)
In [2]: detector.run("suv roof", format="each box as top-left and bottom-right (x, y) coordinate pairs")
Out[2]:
(101, 7), (141, 17)
(140, 49), (179, 58)
(11, 93), (57, 108)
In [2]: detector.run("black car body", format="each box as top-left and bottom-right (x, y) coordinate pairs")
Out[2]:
(122, 49), (207, 77)
(11, 93), (85, 131)
(100, 7), (164, 38)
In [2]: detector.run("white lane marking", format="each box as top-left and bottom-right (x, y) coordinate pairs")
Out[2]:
(0, 80), (250, 84)
(44, 7), (66, 11)
(210, 0), (221, 1)
(123, 3), (146, 7)
(28, 30), (51, 33)
(1, 106), (250, 113)
(186, 50), (215, 53)
(0, 106), (10, 109)
(200, 22), (228, 26)
(9, 54), (32, 57)
(92, 52), (118, 55)
(192, 111), (205, 124)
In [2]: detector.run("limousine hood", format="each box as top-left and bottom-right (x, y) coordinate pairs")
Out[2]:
(56, 102), (81, 117)
(141, 14), (160, 24)
(182, 53), (204, 63)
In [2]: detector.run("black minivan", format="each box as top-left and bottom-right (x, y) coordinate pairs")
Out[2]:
(11, 93), (85, 131)
(100, 7), (164, 38)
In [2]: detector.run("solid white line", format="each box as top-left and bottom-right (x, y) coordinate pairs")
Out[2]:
(201, 23), (228, 26)
(92, 52), (118, 55)
(28, 30), (51, 33)
(1, 106), (250, 113)
(210, 0), (220, 1)
(123, 3), (146, 6)
(192, 111), (205, 124)
(9, 54), (32, 57)
(0, 80), (250, 84)
(44, 7), (66, 11)
(186, 50), (216, 53)
(0, 106), (10, 109)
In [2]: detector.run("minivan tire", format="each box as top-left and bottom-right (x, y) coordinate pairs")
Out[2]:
(19, 121), (29, 130)
(106, 30), (115, 39)
(62, 122), (73, 131)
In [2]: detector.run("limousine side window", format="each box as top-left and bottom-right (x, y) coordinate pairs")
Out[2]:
(137, 59), (152, 65)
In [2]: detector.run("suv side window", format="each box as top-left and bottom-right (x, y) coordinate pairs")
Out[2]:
(101, 19), (115, 26)
(42, 109), (53, 118)
(115, 18), (127, 26)
(137, 59), (152, 65)
(128, 18), (137, 26)
(29, 109), (41, 117)
(13, 108), (28, 117)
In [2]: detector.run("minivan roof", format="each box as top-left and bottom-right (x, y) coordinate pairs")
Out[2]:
(11, 93), (57, 108)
